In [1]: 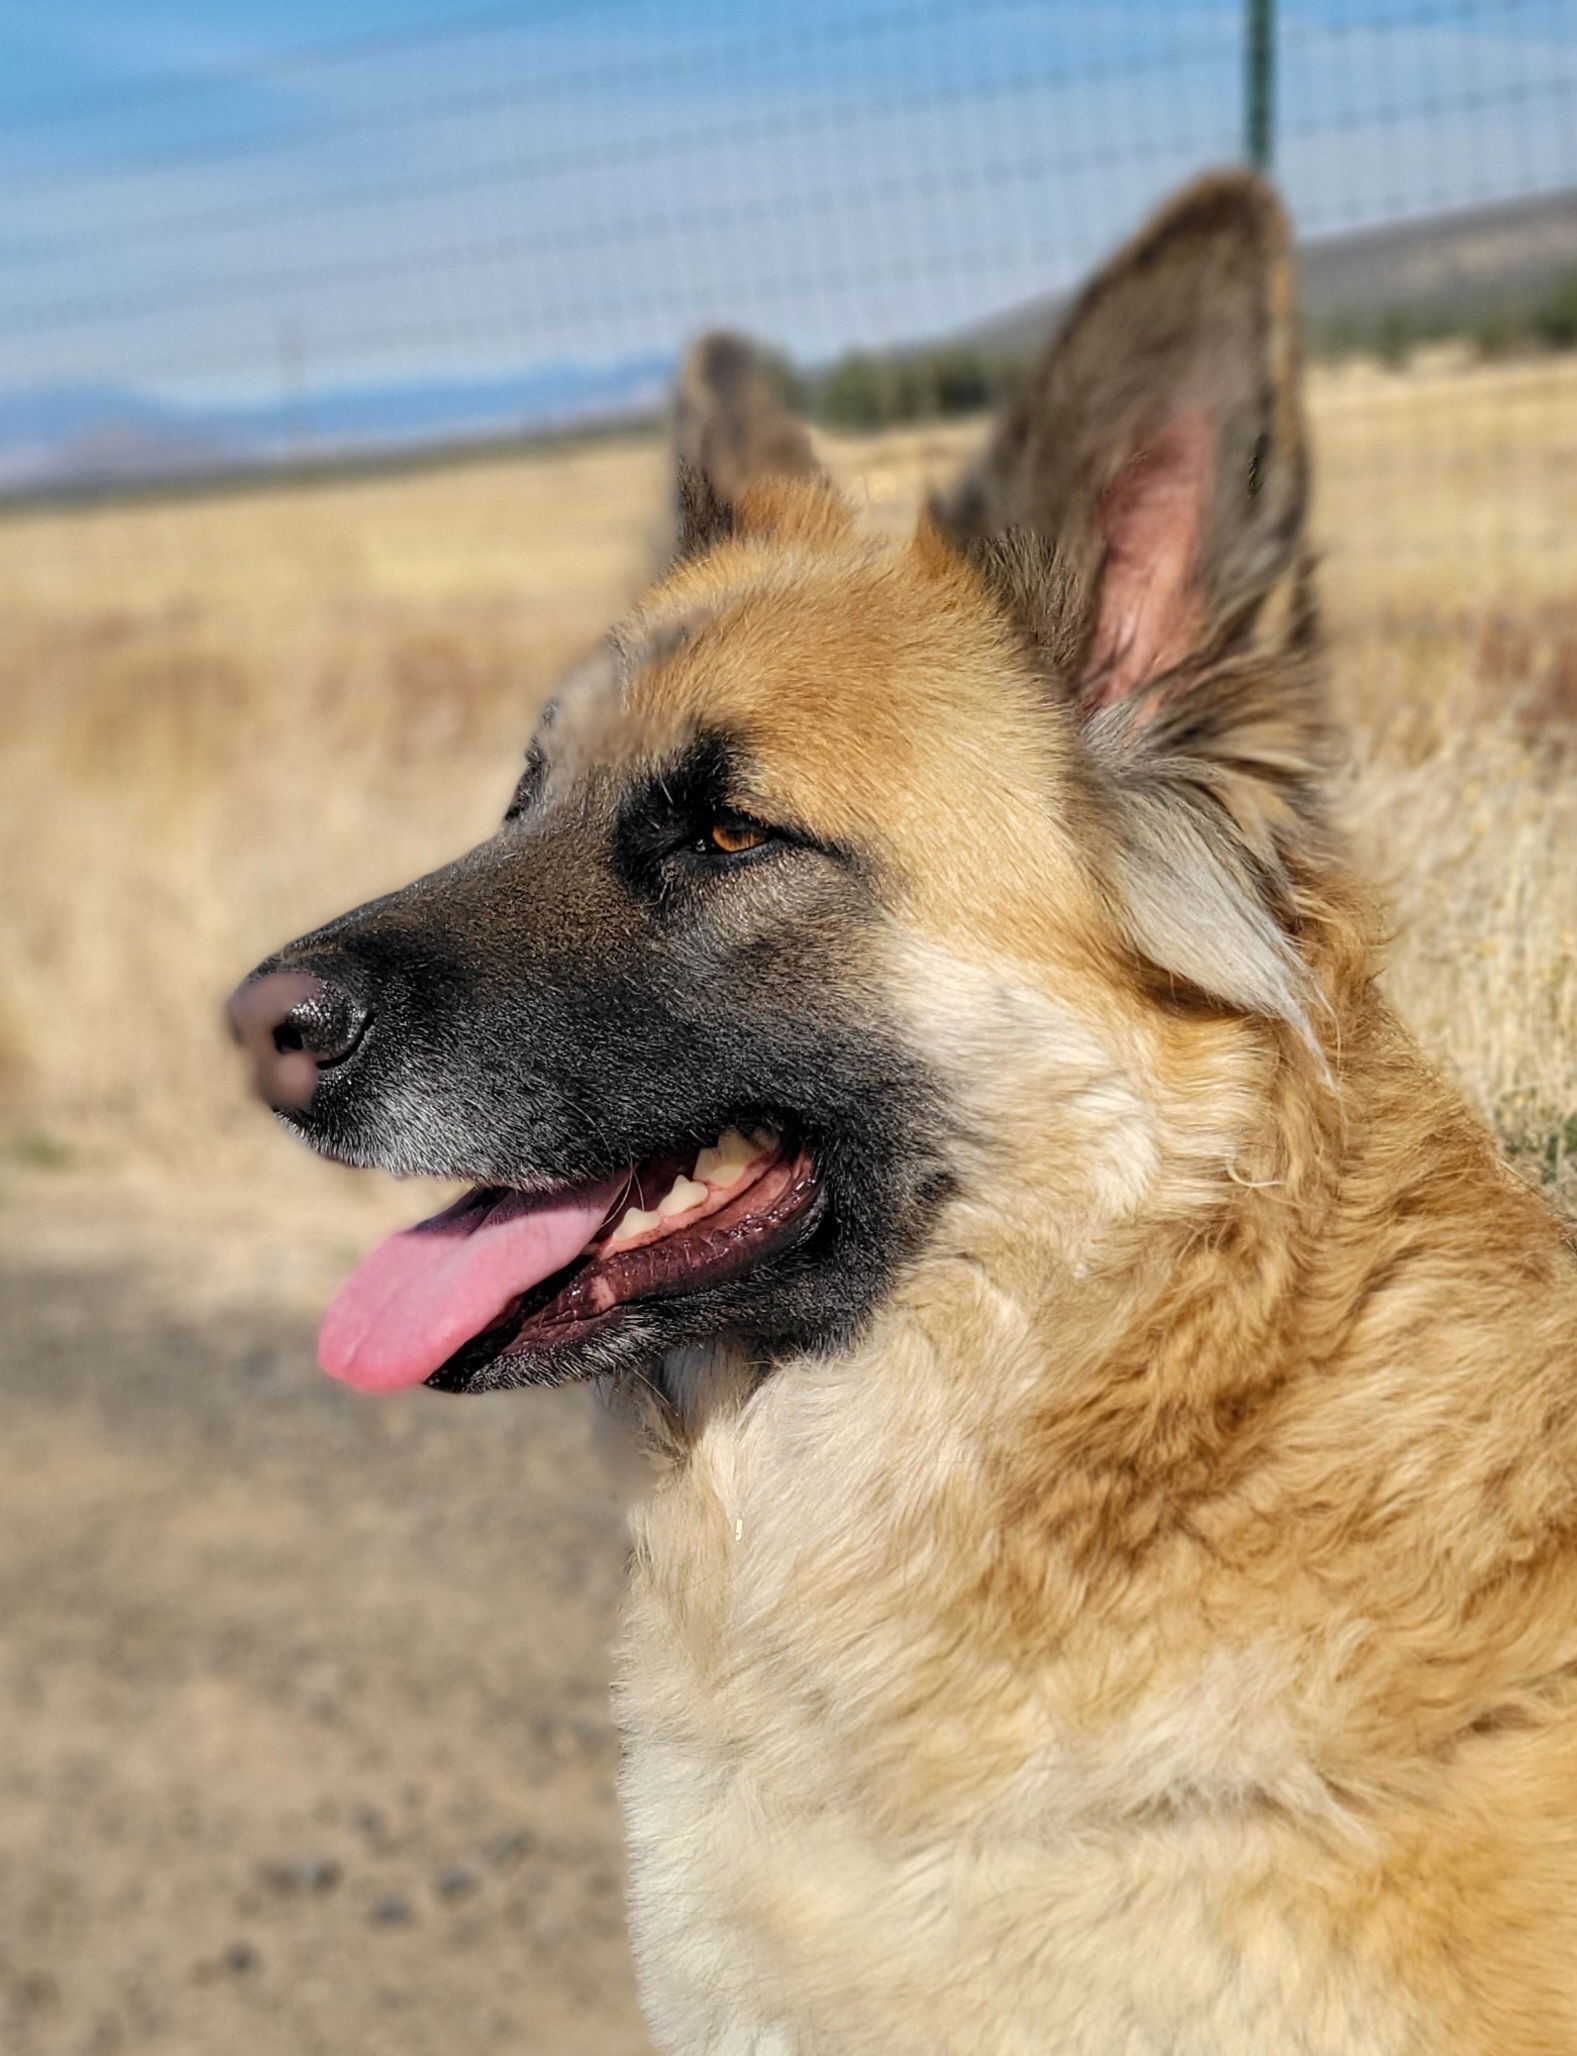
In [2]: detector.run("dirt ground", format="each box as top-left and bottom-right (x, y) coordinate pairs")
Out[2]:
(0, 1166), (655, 2056)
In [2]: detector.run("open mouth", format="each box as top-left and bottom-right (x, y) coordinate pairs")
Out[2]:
(317, 1124), (821, 1394)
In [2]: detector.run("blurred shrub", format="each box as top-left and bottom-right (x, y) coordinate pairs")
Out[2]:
(808, 342), (1010, 430)
(1308, 272), (1577, 367)
(1532, 274), (1577, 350)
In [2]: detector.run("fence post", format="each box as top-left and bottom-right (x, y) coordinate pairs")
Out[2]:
(1245, 0), (1275, 170)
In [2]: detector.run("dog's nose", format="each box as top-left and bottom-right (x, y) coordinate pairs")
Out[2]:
(226, 966), (370, 1111)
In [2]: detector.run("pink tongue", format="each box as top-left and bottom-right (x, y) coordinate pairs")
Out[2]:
(318, 1177), (624, 1393)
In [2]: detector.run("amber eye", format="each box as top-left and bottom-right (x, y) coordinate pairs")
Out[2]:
(705, 820), (767, 855)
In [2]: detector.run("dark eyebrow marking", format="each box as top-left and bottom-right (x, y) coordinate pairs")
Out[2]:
(627, 731), (737, 833)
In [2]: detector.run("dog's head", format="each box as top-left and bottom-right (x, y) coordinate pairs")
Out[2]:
(230, 173), (1339, 1398)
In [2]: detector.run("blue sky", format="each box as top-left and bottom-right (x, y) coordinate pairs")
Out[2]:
(2, 1), (1575, 455)
(0, 0), (507, 102)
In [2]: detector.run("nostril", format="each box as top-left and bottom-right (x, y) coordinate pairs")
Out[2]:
(225, 965), (370, 1112)
(280, 984), (369, 1067)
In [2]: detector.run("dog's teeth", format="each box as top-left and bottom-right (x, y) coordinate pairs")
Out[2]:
(657, 1174), (707, 1219)
(608, 1204), (660, 1247)
(694, 1126), (759, 1188)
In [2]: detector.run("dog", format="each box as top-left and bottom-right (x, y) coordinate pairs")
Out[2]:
(229, 172), (1577, 2053)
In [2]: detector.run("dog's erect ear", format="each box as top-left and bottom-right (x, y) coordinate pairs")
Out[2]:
(671, 333), (826, 561)
(934, 173), (1333, 1038)
(934, 171), (1308, 698)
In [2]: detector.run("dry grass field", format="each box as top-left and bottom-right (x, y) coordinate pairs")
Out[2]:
(0, 351), (1574, 2056)
(2, 348), (1575, 1202)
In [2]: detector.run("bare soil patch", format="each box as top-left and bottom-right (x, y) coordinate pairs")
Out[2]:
(0, 1176), (652, 2056)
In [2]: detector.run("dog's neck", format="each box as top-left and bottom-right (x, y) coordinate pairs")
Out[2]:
(619, 970), (1351, 1539)
(620, 959), (1525, 1581)
(613, 958), (1577, 1840)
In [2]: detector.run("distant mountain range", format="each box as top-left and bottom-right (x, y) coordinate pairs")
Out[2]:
(0, 352), (676, 498)
(4, 188), (1575, 501)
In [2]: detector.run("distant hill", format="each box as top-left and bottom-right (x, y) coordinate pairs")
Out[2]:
(799, 187), (1577, 432)
(969, 187), (1577, 362)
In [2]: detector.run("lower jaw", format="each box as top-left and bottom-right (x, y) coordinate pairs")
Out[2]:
(425, 1159), (827, 1393)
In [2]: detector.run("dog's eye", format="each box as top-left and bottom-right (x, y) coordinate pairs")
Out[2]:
(704, 821), (768, 856)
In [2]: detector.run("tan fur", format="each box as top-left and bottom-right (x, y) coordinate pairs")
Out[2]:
(570, 177), (1577, 2053)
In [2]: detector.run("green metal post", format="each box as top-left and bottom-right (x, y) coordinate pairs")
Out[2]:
(1246, 0), (1275, 171)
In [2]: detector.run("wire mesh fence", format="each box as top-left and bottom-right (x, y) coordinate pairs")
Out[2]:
(1, 0), (1575, 619)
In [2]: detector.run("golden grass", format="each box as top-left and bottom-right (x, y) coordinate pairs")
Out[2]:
(2, 356), (1574, 1216)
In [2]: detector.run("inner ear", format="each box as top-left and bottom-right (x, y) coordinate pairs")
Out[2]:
(1084, 407), (1214, 707)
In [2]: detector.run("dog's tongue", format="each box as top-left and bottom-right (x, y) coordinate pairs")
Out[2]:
(318, 1178), (623, 1393)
